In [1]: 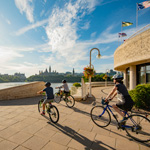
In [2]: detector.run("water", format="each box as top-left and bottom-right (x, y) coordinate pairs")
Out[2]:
(0, 82), (74, 93)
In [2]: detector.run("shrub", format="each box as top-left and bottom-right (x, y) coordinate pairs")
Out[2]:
(129, 84), (150, 110)
(73, 82), (81, 87)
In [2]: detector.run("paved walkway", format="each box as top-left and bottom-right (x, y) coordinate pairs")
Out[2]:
(0, 87), (149, 150)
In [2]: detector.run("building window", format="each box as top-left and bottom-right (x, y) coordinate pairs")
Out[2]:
(126, 68), (130, 89)
(137, 63), (150, 84)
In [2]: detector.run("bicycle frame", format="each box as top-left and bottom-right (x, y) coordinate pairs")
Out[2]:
(100, 104), (138, 129)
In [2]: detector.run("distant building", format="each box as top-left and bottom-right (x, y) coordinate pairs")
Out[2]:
(73, 68), (75, 76)
(14, 73), (26, 80)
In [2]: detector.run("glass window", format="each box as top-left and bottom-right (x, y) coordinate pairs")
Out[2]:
(140, 66), (145, 72)
(146, 71), (150, 83)
(137, 63), (150, 85)
(146, 65), (150, 71)
(140, 72), (146, 84)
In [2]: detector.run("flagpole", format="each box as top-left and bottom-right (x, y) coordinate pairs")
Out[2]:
(121, 22), (123, 44)
(136, 3), (138, 29)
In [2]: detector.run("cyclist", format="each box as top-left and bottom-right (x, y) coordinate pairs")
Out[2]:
(37, 82), (54, 115)
(105, 74), (134, 123)
(56, 80), (70, 98)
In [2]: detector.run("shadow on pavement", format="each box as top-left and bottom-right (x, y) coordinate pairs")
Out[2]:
(47, 122), (116, 150)
(0, 96), (42, 106)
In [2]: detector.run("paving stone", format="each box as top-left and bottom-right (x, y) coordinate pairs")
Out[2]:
(139, 143), (150, 150)
(0, 127), (19, 139)
(91, 134), (116, 150)
(34, 128), (56, 139)
(51, 132), (72, 146)
(0, 124), (7, 131)
(21, 117), (39, 125)
(75, 122), (93, 132)
(67, 138), (90, 150)
(21, 123), (43, 134)
(0, 87), (148, 150)
(116, 138), (140, 150)
(8, 131), (32, 144)
(14, 146), (29, 150)
(0, 118), (18, 127)
(22, 135), (49, 150)
(41, 141), (68, 150)
(91, 125), (110, 136)
(0, 140), (18, 150)
(10, 122), (29, 131)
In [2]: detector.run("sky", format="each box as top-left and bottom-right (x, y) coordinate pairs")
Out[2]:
(0, 0), (150, 77)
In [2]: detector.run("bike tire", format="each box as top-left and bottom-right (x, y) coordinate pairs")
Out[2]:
(90, 106), (111, 127)
(48, 105), (59, 123)
(38, 99), (44, 113)
(54, 93), (61, 103)
(65, 95), (75, 108)
(125, 114), (150, 142)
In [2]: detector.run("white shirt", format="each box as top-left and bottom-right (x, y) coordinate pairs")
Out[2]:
(61, 83), (69, 92)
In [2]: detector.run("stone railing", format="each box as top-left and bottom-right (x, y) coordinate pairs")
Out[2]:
(0, 81), (45, 100)
(70, 79), (114, 101)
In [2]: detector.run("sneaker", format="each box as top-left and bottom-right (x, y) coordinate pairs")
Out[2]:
(40, 112), (45, 115)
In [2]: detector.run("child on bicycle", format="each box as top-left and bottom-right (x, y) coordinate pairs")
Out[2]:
(105, 74), (134, 123)
(37, 82), (54, 115)
(56, 80), (70, 98)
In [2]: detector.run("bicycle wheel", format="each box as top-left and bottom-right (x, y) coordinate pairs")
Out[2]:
(65, 95), (75, 108)
(54, 93), (61, 103)
(125, 114), (150, 142)
(48, 105), (59, 123)
(90, 106), (111, 127)
(38, 99), (44, 113)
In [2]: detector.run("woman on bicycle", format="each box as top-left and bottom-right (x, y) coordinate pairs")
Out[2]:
(105, 74), (134, 122)
(37, 82), (54, 115)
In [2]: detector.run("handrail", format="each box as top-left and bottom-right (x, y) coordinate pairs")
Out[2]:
(128, 24), (150, 40)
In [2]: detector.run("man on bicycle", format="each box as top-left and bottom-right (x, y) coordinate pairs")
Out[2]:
(37, 82), (54, 115)
(105, 74), (134, 123)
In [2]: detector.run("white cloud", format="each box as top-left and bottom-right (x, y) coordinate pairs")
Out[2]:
(91, 32), (96, 38)
(15, 0), (34, 23)
(15, 18), (49, 35)
(81, 21), (90, 30)
(45, 0), (99, 65)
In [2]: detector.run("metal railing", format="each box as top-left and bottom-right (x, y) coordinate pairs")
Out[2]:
(128, 24), (150, 40)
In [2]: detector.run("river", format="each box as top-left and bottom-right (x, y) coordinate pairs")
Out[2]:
(0, 82), (74, 93)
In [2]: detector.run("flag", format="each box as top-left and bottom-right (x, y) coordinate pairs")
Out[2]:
(138, 1), (150, 10)
(118, 33), (127, 37)
(122, 22), (133, 27)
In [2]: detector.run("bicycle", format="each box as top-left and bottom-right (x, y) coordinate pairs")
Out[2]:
(90, 98), (150, 142)
(54, 87), (75, 108)
(38, 98), (59, 123)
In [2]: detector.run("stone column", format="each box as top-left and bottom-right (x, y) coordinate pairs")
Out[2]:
(123, 70), (127, 87)
(130, 65), (136, 90)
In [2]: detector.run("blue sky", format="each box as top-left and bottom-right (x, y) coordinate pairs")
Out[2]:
(0, 0), (150, 77)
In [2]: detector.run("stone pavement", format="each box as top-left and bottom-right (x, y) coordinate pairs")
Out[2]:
(0, 86), (150, 150)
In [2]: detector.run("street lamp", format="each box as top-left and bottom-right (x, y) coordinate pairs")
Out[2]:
(89, 48), (101, 97)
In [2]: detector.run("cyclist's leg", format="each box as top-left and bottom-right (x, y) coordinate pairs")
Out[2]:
(112, 104), (125, 117)
(42, 99), (48, 114)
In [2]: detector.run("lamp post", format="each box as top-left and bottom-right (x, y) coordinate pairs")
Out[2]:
(89, 48), (101, 97)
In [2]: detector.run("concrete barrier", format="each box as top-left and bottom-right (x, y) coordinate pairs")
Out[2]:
(0, 81), (45, 100)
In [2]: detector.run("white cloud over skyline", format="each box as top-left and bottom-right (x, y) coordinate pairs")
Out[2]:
(15, 0), (34, 23)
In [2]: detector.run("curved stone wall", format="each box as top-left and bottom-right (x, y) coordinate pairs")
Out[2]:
(114, 28), (150, 71)
(0, 81), (45, 100)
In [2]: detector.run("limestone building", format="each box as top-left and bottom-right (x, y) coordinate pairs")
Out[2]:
(114, 25), (150, 90)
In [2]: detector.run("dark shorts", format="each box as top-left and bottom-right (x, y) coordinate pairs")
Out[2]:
(116, 95), (134, 111)
(43, 99), (54, 104)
